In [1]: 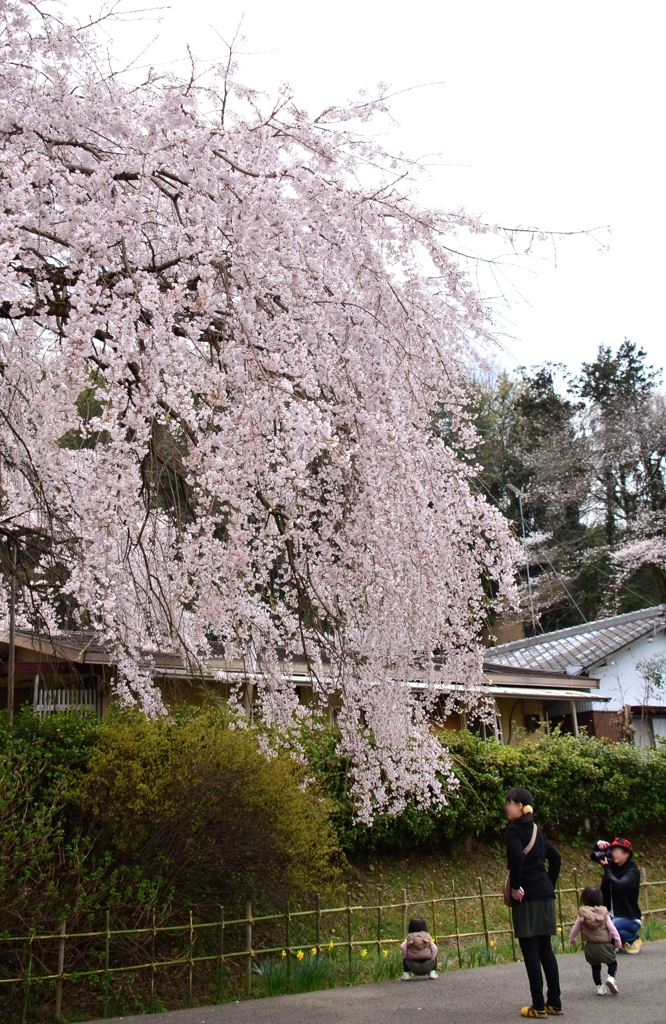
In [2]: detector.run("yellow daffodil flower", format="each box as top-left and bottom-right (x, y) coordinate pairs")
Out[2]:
(311, 947), (317, 955)
(296, 949), (304, 960)
(361, 948), (368, 957)
(328, 940), (335, 950)
(281, 950), (287, 957)
(382, 949), (389, 957)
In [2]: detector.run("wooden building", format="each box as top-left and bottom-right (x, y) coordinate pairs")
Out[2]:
(1, 625), (609, 743)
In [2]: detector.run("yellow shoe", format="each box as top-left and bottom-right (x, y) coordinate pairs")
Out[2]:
(520, 1010), (547, 1019)
(624, 937), (642, 954)
(545, 1007), (564, 1016)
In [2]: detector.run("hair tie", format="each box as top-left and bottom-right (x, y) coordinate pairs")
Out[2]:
(523, 805), (533, 814)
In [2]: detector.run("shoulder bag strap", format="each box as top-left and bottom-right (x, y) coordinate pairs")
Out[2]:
(523, 823), (538, 856)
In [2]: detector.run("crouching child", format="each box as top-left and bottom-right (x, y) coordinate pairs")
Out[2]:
(569, 885), (622, 996)
(401, 916), (438, 979)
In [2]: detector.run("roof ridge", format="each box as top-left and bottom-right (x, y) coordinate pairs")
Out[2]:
(485, 605), (666, 655)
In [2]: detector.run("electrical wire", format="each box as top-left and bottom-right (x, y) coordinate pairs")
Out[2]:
(471, 471), (656, 611)
(532, 545), (588, 624)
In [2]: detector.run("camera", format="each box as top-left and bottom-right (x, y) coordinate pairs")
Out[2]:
(591, 840), (615, 865)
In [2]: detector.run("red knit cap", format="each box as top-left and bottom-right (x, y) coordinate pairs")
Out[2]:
(609, 837), (632, 852)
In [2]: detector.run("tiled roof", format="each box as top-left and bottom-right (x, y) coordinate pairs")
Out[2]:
(484, 606), (666, 675)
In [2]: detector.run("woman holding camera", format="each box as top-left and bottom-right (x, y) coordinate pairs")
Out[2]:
(591, 838), (642, 952)
(505, 788), (563, 1019)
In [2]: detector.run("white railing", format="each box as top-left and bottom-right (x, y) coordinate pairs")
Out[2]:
(33, 688), (102, 717)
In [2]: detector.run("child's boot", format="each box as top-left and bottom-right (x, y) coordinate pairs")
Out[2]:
(606, 975), (618, 995)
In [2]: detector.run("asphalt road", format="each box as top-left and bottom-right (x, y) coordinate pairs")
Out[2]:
(81, 941), (665, 1024)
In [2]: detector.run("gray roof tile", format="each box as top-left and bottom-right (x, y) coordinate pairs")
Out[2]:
(484, 606), (666, 674)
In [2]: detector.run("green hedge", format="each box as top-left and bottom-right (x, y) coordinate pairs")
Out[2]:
(73, 706), (340, 909)
(0, 705), (340, 932)
(303, 728), (666, 855)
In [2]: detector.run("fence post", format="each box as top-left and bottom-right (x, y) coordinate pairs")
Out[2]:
(246, 901), (253, 998)
(573, 869), (581, 912)
(642, 867), (650, 920)
(376, 889), (382, 957)
(348, 892), (352, 978)
(217, 906), (225, 1003)
(285, 902), (291, 986)
(103, 910), (110, 1018)
(451, 881), (463, 968)
(401, 888), (407, 942)
(507, 899), (517, 962)
(556, 883), (565, 951)
(54, 917), (66, 1022)
(431, 882), (437, 944)
(478, 877), (490, 953)
(149, 911), (156, 1013)
(316, 893), (321, 954)
(21, 935), (33, 1024)
(188, 910), (194, 1007)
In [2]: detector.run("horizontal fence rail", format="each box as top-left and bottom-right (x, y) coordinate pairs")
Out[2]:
(1, 869), (664, 1022)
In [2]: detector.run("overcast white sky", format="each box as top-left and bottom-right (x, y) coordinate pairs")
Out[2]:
(69, 0), (666, 376)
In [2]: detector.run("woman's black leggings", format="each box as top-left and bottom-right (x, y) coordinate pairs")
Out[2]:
(518, 935), (561, 1012)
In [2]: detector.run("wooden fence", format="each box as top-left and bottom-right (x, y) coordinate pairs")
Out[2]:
(1, 870), (665, 1022)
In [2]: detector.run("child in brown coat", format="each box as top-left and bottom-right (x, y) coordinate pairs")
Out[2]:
(400, 916), (438, 979)
(569, 885), (622, 996)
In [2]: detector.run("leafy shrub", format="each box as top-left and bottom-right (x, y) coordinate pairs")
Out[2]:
(0, 704), (339, 938)
(302, 724), (666, 855)
(71, 707), (341, 911)
(0, 708), (161, 935)
(443, 729), (666, 841)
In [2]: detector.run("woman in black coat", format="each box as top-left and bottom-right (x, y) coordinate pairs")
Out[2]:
(505, 787), (562, 1019)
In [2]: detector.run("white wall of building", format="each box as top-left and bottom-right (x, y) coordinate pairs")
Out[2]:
(591, 628), (666, 711)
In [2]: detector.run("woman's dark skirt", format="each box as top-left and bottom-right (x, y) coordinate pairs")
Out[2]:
(512, 898), (557, 939)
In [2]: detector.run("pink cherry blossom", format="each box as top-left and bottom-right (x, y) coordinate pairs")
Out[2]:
(0, 0), (517, 820)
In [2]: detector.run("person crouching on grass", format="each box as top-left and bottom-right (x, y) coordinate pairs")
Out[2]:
(400, 917), (438, 979)
(569, 885), (622, 996)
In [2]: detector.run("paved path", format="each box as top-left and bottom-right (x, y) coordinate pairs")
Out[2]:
(81, 941), (665, 1024)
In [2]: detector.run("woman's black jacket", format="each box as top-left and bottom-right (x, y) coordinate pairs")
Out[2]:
(596, 858), (641, 920)
(507, 813), (561, 901)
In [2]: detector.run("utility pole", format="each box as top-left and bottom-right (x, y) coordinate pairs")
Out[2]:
(7, 539), (16, 724)
(507, 484), (536, 635)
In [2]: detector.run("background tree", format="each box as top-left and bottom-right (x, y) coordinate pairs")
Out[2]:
(473, 342), (666, 636)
